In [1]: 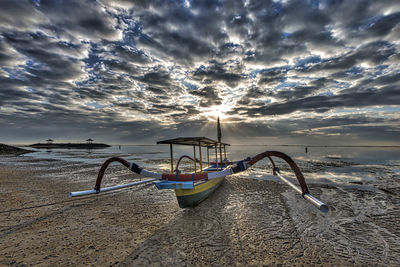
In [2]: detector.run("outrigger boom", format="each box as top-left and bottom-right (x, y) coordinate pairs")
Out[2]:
(68, 178), (156, 198)
(275, 171), (328, 212)
(68, 149), (329, 213)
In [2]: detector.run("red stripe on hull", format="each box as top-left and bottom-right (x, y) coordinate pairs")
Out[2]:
(162, 173), (208, 181)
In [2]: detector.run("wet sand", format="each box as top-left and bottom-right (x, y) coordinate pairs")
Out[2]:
(1, 155), (399, 266)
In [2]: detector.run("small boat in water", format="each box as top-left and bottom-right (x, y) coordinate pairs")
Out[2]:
(69, 119), (329, 212)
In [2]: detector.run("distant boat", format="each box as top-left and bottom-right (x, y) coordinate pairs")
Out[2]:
(69, 119), (328, 212)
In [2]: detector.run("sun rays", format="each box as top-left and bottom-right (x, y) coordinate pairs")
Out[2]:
(202, 104), (231, 121)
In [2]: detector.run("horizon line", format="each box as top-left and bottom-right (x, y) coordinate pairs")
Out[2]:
(6, 143), (399, 148)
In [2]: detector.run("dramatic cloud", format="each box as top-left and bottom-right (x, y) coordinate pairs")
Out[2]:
(0, 0), (399, 145)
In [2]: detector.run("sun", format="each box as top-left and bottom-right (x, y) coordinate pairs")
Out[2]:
(203, 104), (230, 121)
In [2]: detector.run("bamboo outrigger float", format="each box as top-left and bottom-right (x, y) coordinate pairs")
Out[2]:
(69, 118), (329, 212)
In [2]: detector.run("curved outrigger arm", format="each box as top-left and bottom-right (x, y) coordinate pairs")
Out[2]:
(173, 155), (236, 173)
(68, 151), (329, 213)
(259, 152), (329, 213)
(174, 155), (196, 173)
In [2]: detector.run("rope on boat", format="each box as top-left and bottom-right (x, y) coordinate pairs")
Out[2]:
(70, 151), (328, 212)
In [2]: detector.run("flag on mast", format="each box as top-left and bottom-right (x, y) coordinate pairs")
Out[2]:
(217, 116), (222, 142)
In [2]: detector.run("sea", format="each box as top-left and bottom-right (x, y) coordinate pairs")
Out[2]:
(15, 144), (400, 187)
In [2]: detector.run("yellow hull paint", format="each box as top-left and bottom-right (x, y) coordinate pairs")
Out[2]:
(174, 177), (225, 197)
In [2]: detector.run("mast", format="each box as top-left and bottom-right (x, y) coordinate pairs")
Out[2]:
(217, 116), (221, 142)
(217, 116), (223, 165)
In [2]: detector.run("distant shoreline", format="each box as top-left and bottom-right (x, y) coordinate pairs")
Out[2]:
(3, 143), (399, 148)
(0, 144), (34, 155)
(28, 143), (110, 149)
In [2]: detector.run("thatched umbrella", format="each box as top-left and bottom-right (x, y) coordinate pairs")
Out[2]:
(86, 138), (93, 144)
(46, 139), (53, 144)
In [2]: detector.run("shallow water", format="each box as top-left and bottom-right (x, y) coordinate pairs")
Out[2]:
(21, 145), (400, 164)
(20, 145), (400, 186)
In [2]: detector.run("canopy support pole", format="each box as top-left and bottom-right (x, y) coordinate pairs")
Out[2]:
(170, 144), (174, 173)
(219, 144), (223, 166)
(215, 145), (218, 170)
(199, 141), (203, 172)
(224, 145), (227, 160)
(193, 145), (196, 173)
(207, 146), (210, 168)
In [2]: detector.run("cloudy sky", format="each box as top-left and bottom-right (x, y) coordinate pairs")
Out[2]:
(0, 0), (399, 145)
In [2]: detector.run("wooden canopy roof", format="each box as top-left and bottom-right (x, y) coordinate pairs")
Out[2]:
(157, 137), (230, 147)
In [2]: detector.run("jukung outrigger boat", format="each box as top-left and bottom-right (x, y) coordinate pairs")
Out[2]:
(69, 119), (329, 212)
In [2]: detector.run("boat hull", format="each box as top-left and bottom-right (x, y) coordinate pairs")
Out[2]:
(174, 177), (225, 208)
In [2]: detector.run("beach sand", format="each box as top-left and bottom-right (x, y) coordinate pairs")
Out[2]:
(1, 155), (399, 266)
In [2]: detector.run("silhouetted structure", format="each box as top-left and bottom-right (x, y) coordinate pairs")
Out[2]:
(29, 142), (110, 149)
